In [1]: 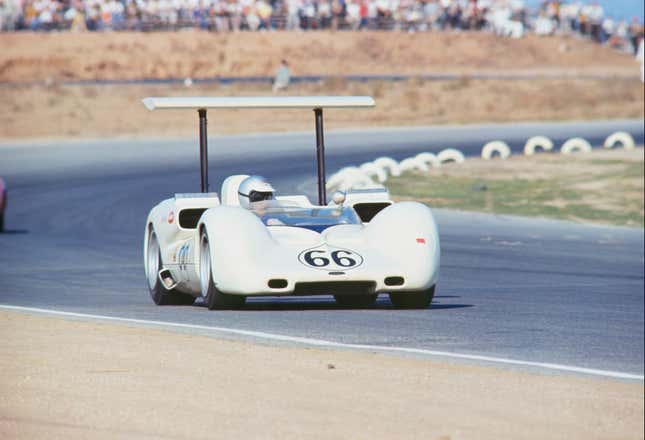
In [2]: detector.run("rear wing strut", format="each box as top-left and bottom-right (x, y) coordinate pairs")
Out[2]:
(142, 96), (375, 205)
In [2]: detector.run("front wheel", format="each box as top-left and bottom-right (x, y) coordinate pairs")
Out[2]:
(389, 285), (435, 309)
(200, 231), (246, 310)
(146, 228), (196, 306)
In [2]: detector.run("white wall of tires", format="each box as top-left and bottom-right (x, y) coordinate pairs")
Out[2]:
(326, 131), (637, 190)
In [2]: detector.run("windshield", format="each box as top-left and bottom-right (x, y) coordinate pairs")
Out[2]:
(249, 201), (361, 233)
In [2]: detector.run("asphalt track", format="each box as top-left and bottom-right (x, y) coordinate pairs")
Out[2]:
(1, 119), (643, 378)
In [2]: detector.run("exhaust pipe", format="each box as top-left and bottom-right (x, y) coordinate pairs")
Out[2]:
(158, 269), (178, 290)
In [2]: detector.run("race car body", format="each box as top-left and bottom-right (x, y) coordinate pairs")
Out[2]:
(142, 97), (440, 309)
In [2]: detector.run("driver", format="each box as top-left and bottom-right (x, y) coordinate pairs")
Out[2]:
(238, 175), (276, 208)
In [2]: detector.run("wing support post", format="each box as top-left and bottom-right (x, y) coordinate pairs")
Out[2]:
(198, 109), (209, 193)
(142, 96), (375, 202)
(314, 108), (326, 205)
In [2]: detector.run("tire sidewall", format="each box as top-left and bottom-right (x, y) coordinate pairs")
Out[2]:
(146, 228), (172, 305)
(200, 231), (216, 309)
(200, 229), (245, 310)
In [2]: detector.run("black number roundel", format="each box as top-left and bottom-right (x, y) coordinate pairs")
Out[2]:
(298, 246), (363, 271)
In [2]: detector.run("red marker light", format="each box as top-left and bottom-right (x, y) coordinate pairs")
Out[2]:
(416, 238), (426, 244)
(168, 211), (175, 224)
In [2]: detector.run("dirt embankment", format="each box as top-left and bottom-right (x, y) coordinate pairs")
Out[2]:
(0, 32), (639, 83)
(1, 310), (642, 440)
(0, 32), (642, 140)
(2, 78), (643, 140)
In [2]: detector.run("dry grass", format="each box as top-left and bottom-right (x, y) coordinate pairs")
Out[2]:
(1, 31), (641, 140)
(1, 78), (643, 140)
(0, 32), (639, 82)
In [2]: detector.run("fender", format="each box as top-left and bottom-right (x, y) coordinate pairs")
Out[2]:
(198, 206), (276, 293)
(365, 202), (440, 288)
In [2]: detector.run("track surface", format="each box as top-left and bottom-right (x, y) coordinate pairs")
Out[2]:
(1, 120), (643, 376)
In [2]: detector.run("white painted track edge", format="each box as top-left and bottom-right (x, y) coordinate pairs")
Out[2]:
(1, 304), (642, 381)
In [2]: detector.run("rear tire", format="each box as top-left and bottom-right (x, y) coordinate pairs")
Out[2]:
(146, 228), (196, 306)
(334, 294), (378, 308)
(389, 285), (435, 309)
(200, 230), (246, 310)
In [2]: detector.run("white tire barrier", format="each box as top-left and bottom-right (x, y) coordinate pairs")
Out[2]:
(359, 162), (388, 183)
(335, 169), (375, 191)
(330, 131), (603, 190)
(437, 148), (465, 164)
(414, 152), (442, 168)
(524, 136), (554, 155)
(481, 141), (511, 160)
(373, 157), (401, 177)
(603, 132), (635, 150)
(327, 166), (372, 190)
(399, 157), (429, 172)
(346, 172), (378, 190)
(561, 137), (592, 154)
(326, 166), (357, 189)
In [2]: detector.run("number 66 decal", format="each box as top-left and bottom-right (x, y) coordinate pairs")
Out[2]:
(298, 245), (364, 271)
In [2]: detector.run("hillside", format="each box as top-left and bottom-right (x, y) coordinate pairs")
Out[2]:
(0, 31), (639, 83)
(1, 31), (642, 140)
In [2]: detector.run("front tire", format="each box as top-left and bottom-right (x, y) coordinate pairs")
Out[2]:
(389, 285), (435, 309)
(200, 230), (246, 310)
(146, 228), (196, 306)
(334, 294), (378, 308)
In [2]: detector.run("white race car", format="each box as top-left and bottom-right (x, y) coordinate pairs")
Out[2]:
(143, 96), (440, 309)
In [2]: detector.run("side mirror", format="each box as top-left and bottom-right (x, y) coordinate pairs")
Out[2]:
(332, 191), (346, 206)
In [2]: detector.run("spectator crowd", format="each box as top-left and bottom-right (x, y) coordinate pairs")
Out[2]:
(0, 0), (643, 53)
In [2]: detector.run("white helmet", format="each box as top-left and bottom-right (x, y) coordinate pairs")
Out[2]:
(238, 175), (276, 208)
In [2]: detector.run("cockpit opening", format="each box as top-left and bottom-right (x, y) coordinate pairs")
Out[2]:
(249, 200), (362, 233)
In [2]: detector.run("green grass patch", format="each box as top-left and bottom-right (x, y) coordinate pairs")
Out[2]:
(387, 158), (644, 227)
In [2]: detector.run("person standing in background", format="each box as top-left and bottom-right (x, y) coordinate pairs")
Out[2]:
(273, 59), (290, 93)
(629, 17), (644, 55)
(636, 36), (644, 82)
(0, 0), (18, 31)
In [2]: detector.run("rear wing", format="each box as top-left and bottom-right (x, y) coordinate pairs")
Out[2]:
(142, 96), (375, 205)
